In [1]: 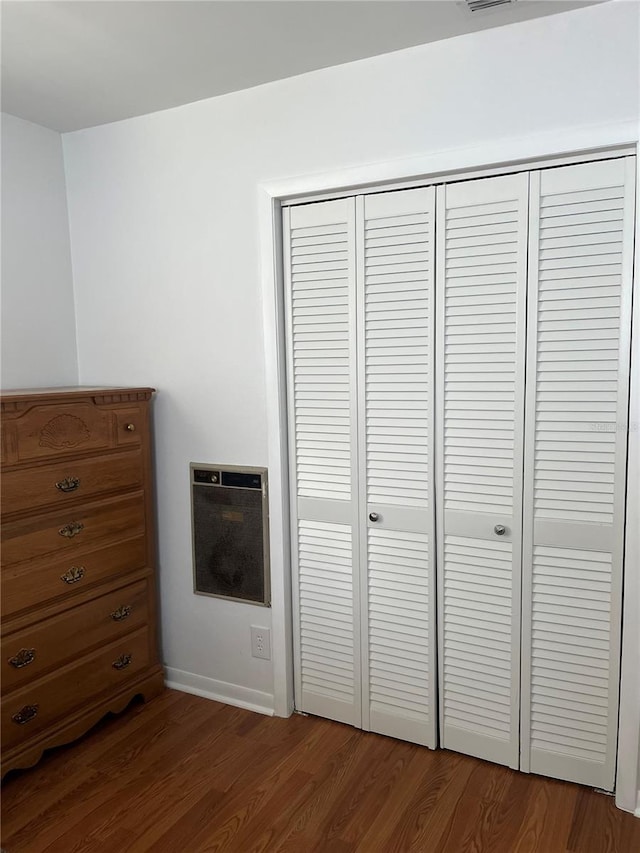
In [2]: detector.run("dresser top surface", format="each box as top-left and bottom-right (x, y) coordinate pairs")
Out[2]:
(1, 386), (155, 405)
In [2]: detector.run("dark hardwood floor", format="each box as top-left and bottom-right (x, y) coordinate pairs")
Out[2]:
(2, 689), (639, 852)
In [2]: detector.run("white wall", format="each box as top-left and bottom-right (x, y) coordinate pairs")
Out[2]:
(62, 0), (639, 716)
(1, 113), (77, 389)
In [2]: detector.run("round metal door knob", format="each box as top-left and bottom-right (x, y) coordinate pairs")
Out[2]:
(369, 512), (379, 523)
(494, 524), (506, 536)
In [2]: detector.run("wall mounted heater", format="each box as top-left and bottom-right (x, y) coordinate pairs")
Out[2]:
(191, 464), (270, 606)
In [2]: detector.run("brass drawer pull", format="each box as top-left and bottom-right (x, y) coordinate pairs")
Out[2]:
(8, 648), (36, 669)
(112, 654), (132, 671)
(61, 566), (85, 584)
(12, 704), (39, 725)
(55, 476), (80, 493)
(125, 423), (136, 432)
(59, 521), (84, 538)
(110, 605), (132, 622)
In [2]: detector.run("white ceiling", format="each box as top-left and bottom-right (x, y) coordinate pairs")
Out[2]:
(1, 0), (604, 133)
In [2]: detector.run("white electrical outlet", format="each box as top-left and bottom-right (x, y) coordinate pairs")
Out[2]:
(250, 626), (271, 660)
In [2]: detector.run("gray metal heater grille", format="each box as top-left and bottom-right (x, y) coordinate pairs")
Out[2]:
(191, 464), (270, 605)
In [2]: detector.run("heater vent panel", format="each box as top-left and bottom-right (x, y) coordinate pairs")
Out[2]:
(191, 464), (270, 605)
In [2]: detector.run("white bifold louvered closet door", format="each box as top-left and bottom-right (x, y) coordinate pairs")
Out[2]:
(519, 158), (635, 790)
(436, 157), (634, 791)
(284, 198), (361, 728)
(284, 188), (437, 747)
(436, 173), (529, 770)
(285, 154), (634, 793)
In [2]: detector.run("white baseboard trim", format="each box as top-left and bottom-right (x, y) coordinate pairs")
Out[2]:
(164, 667), (275, 717)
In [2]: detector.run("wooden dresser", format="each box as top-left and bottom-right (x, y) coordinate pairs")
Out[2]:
(1, 387), (164, 776)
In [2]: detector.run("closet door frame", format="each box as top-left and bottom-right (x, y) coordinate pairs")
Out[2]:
(259, 134), (639, 814)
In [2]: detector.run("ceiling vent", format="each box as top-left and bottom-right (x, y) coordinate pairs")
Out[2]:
(465, 0), (516, 11)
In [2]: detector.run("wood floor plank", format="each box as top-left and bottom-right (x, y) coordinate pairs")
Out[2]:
(0, 692), (181, 828)
(43, 709), (271, 853)
(373, 751), (476, 852)
(434, 759), (516, 853)
(567, 785), (640, 853)
(272, 733), (397, 851)
(3, 697), (220, 851)
(351, 749), (459, 851)
(306, 734), (413, 850)
(121, 736), (304, 851)
(153, 713), (332, 852)
(202, 728), (363, 852)
(333, 739), (422, 849)
(2, 689), (639, 853)
(67, 735), (250, 850)
(507, 775), (577, 853)
(1, 765), (110, 845)
(200, 768), (315, 853)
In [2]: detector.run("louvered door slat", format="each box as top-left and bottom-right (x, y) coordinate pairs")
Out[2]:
(285, 199), (361, 727)
(358, 188), (436, 747)
(521, 157), (635, 790)
(437, 174), (528, 769)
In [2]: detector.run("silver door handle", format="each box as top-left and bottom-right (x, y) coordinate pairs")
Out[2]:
(369, 513), (379, 523)
(494, 524), (506, 536)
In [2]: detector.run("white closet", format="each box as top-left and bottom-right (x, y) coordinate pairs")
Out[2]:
(284, 188), (438, 747)
(283, 155), (635, 792)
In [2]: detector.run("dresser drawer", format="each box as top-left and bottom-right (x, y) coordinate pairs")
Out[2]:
(2, 449), (144, 517)
(1, 536), (146, 618)
(6, 402), (116, 464)
(114, 408), (145, 447)
(1, 492), (146, 568)
(1, 627), (150, 750)
(2, 579), (149, 690)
